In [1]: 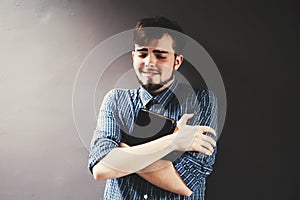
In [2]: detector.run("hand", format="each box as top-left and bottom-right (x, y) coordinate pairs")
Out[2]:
(119, 142), (130, 148)
(173, 114), (217, 155)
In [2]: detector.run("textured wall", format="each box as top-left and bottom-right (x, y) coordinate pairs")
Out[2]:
(0, 0), (298, 200)
(0, 1), (109, 199)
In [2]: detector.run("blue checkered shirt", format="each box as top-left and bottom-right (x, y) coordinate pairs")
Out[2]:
(88, 80), (218, 200)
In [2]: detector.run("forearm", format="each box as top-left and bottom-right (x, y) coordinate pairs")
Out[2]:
(93, 133), (177, 180)
(93, 115), (217, 181)
(92, 161), (129, 180)
(137, 160), (192, 196)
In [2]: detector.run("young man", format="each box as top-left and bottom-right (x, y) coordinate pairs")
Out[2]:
(88, 16), (218, 200)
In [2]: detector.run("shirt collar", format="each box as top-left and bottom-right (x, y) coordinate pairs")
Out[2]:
(139, 79), (178, 108)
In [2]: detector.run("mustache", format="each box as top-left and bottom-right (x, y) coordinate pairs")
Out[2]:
(140, 65), (160, 74)
(141, 70), (160, 73)
(140, 66), (161, 74)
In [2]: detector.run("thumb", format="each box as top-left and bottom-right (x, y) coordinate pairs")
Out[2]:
(177, 114), (194, 128)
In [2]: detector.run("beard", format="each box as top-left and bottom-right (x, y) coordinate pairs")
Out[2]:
(137, 69), (175, 92)
(140, 82), (163, 91)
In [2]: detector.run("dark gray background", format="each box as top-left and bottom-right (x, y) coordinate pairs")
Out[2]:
(0, 0), (298, 199)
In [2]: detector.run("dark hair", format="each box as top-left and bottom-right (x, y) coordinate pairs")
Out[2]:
(133, 16), (186, 54)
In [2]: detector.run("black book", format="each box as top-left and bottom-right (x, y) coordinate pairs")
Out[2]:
(121, 109), (176, 146)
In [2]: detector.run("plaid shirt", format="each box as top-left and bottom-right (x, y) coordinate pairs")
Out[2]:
(88, 80), (218, 200)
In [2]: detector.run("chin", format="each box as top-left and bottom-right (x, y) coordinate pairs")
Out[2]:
(142, 83), (163, 92)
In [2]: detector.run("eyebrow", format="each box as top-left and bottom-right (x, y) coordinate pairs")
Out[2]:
(136, 48), (170, 54)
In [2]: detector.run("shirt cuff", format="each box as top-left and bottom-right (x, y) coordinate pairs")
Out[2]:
(88, 139), (118, 174)
(173, 150), (216, 191)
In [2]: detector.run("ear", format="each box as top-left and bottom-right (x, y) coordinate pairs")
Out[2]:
(174, 54), (183, 71)
(131, 50), (135, 59)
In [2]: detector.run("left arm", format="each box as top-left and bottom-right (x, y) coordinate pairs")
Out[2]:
(138, 160), (193, 196)
(136, 90), (218, 193)
(118, 142), (193, 196)
(118, 112), (214, 196)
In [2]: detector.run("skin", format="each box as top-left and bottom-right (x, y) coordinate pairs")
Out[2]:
(92, 34), (217, 196)
(132, 34), (183, 95)
(93, 115), (216, 196)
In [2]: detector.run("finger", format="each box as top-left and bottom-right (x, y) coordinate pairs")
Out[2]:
(119, 142), (130, 148)
(195, 126), (217, 136)
(193, 145), (213, 156)
(200, 141), (214, 153)
(193, 136), (214, 153)
(194, 132), (216, 147)
(177, 114), (194, 128)
(202, 135), (217, 147)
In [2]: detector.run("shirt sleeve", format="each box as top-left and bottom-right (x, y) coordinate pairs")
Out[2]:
(173, 90), (218, 191)
(88, 89), (122, 174)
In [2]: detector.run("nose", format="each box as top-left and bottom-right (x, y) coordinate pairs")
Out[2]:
(144, 53), (156, 67)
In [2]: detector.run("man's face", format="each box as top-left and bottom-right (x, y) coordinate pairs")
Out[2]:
(132, 33), (183, 93)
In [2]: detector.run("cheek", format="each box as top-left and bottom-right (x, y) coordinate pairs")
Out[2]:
(160, 62), (174, 72)
(133, 58), (144, 68)
(133, 61), (143, 76)
(133, 67), (140, 76)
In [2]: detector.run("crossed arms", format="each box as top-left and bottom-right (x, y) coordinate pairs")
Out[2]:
(88, 89), (218, 196)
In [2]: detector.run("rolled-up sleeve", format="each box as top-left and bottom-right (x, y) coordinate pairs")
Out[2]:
(88, 89), (122, 174)
(173, 90), (218, 191)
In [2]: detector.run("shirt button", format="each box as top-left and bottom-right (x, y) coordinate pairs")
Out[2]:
(144, 194), (148, 199)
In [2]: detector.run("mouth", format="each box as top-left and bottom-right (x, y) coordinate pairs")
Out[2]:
(141, 71), (160, 77)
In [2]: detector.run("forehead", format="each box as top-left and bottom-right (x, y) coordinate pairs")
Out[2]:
(134, 33), (174, 53)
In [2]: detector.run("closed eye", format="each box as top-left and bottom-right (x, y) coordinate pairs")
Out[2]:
(155, 54), (167, 59)
(138, 54), (147, 58)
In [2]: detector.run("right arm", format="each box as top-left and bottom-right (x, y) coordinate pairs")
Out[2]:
(92, 113), (216, 180)
(92, 132), (176, 180)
